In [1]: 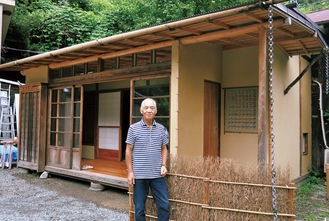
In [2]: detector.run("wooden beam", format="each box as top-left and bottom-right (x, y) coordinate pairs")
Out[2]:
(51, 70), (170, 87)
(258, 26), (267, 167)
(180, 19), (284, 45)
(284, 52), (324, 95)
(49, 41), (172, 69)
(50, 62), (171, 86)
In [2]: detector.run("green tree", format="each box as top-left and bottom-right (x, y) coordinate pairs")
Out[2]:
(3, 0), (328, 63)
(297, 0), (329, 14)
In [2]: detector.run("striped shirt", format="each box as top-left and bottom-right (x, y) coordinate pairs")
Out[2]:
(126, 119), (169, 179)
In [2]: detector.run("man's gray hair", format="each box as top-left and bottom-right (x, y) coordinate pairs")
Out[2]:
(141, 98), (157, 108)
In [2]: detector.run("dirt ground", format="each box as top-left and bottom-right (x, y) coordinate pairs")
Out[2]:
(11, 168), (130, 213)
(295, 178), (329, 220)
(3, 167), (329, 221)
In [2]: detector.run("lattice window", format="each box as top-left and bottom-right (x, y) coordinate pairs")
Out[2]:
(131, 76), (170, 129)
(225, 87), (258, 133)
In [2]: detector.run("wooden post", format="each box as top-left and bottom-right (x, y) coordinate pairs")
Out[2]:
(203, 178), (210, 221)
(129, 186), (134, 221)
(0, 5), (3, 61)
(288, 183), (296, 221)
(258, 26), (267, 170)
(326, 164), (329, 200)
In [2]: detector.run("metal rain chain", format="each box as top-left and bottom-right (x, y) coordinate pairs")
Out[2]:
(325, 51), (329, 95)
(268, 5), (278, 221)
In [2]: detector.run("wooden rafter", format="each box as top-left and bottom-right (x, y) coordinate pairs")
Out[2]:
(245, 12), (264, 23)
(218, 38), (242, 46)
(180, 19), (284, 45)
(207, 20), (231, 30)
(130, 37), (155, 44)
(276, 27), (295, 38)
(276, 43), (291, 57)
(150, 32), (177, 40)
(298, 40), (308, 54)
(177, 27), (202, 35)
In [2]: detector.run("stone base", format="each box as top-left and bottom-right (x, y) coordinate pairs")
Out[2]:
(89, 182), (106, 191)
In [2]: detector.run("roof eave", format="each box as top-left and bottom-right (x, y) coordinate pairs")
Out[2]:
(273, 3), (328, 50)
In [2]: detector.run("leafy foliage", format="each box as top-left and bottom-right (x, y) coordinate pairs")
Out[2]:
(295, 171), (329, 220)
(2, 0), (328, 62)
(298, 0), (329, 14)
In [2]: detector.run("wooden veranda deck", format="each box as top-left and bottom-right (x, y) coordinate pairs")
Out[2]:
(81, 159), (128, 178)
(45, 159), (128, 189)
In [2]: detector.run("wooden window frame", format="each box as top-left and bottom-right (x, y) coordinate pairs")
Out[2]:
(130, 75), (170, 129)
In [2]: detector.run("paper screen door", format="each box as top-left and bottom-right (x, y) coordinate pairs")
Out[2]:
(97, 91), (121, 160)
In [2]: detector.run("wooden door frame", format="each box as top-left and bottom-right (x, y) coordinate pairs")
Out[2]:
(46, 86), (83, 170)
(18, 83), (48, 172)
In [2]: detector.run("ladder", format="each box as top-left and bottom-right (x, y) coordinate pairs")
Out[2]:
(0, 82), (16, 140)
(0, 106), (15, 140)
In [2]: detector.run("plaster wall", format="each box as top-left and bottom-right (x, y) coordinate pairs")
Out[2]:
(221, 46), (258, 164)
(222, 46), (305, 180)
(171, 42), (222, 156)
(23, 66), (49, 84)
(272, 49), (301, 180)
(299, 57), (312, 177)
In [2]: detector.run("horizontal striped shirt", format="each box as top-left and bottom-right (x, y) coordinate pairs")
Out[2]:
(126, 119), (169, 179)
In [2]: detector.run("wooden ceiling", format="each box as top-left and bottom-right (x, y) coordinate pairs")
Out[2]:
(0, 2), (326, 72)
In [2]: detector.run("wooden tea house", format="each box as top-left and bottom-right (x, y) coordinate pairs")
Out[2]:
(0, 0), (328, 188)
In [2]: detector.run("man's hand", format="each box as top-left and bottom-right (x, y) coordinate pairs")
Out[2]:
(128, 172), (135, 186)
(161, 165), (167, 176)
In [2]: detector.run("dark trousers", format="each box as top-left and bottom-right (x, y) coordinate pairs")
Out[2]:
(134, 177), (170, 221)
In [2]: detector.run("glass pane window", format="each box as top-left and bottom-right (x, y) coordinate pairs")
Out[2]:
(224, 87), (258, 133)
(131, 76), (170, 133)
(73, 134), (80, 148)
(156, 97), (170, 116)
(50, 132), (56, 146)
(51, 104), (57, 117)
(134, 78), (170, 97)
(59, 103), (72, 117)
(49, 87), (82, 148)
(52, 90), (58, 102)
(58, 118), (71, 132)
(74, 64), (85, 76)
(74, 88), (81, 101)
(50, 118), (57, 131)
(73, 118), (80, 132)
(62, 67), (73, 77)
(60, 88), (72, 102)
(50, 69), (61, 79)
(74, 103), (80, 117)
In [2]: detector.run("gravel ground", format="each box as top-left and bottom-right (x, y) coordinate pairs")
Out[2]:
(0, 167), (129, 221)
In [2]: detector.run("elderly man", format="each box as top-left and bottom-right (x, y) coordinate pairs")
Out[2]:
(125, 98), (170, 221)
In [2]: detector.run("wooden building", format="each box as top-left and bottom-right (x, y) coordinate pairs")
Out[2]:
(0, 1), (327, 188)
